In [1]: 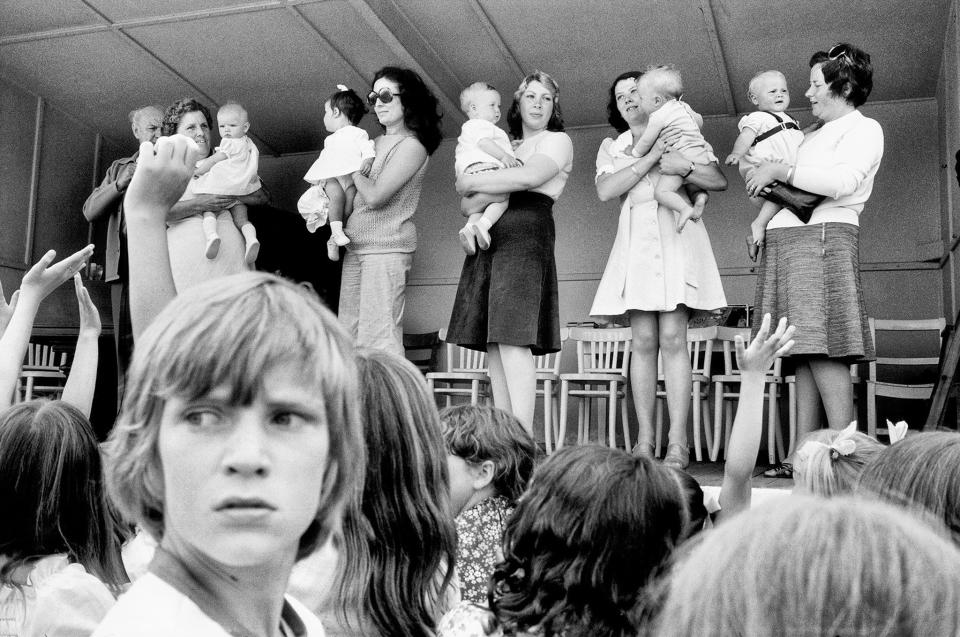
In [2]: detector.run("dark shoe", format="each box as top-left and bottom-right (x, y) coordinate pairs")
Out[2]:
(763, 462), (793, 478)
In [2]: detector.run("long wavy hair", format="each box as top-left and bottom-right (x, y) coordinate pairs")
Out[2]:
(506, 70), (565, 140)
(490, 445), (686, 637)
(0, 400), (128, 593)
(334, 349), (457, 637)
(373, 66), (443, 154)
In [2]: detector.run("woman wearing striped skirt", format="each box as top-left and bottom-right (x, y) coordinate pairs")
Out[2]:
(744, 43), (883, 477)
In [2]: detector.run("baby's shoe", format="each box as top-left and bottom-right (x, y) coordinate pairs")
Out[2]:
(327, 237), (341, 262)
(244, 238), (260, 266)
(205, 234), (221, 259)
(475, 224), (492, 250)
(458, 224), (478, 255)
(331, 230), (351, 247)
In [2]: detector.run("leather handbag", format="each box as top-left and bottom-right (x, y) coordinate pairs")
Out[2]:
(760, 181), (824, 224)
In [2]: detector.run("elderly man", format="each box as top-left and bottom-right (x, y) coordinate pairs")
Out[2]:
(82, 105), (163, 400)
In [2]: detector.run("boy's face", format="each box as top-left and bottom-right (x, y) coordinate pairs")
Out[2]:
(751, 74), (790, 112)
(156, 361), (330, 568)
(470, 90), (501, 124)
(218, 108), (249, 139)
(635, 79), (661, 115)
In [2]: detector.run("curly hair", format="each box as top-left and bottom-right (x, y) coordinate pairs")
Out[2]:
(373, 66), (443, 154)
(506, 70), (565, 140)
(490, 445), (686, 637)
(440, 404), (537, 502)
(809, 42), (873, 107)
(329, 86), (368, 126)
(606, 71), (643, 133)
(160, 97), (212, 137)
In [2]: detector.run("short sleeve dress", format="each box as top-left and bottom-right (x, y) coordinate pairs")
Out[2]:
(589, 132), (726, 322)
(447, 130), (573, 355)
(189, 136), (261, 196)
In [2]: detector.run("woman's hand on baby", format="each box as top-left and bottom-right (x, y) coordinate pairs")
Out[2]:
(744, 161), (785, 197)
(659, 148), (694, 176)
(358, 157), (374, 177)
(735, 313), (795, 375)
(19, 245), (95, 305)
(74, 273), (101, 337)
(455, 173), (474, 196)
(659, 125), (685, 149)
(502, 156), (523, 168)
(174, 194), (239, 217)
(126, 135), (201, 224)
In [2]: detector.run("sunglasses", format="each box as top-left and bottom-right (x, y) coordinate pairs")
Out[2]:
(367, 89), (402, 106)
(828, 44), (853, 65)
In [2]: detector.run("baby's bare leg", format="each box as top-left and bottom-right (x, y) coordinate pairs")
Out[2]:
(202, 210), (221, 259)
(655, 173), (695, 232)
(229, 203), (259, 265)
(325, 180), (350, 250)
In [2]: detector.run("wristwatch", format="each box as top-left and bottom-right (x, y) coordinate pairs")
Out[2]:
(682, 162), (695, 179)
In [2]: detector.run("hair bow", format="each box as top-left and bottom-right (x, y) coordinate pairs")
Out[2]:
(886, 419), (909, 444)
(826, 421), (858, 459)
(336, 84), (349, 92)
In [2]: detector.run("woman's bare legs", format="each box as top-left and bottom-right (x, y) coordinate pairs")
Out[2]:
(659, 307), (691, 446)
(628, 311), (659, 452)
(809, 357), (853, 428)
(487, 343), (536, 435)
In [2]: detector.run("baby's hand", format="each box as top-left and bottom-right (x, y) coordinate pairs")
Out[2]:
(358, 157), (374, 177)
(735, 313), (795, 374)
(126, 135), (199, 223)
(74, 273), (101, 337)
(725, 153), (741, 166)
(19, 245), (95, 304)
(502, 156), (523, 168)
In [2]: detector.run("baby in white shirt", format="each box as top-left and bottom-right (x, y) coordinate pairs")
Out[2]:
(455, 82), (521, 255)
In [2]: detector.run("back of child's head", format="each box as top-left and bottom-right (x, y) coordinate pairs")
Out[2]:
(106, 271), (362, 560)
(439, 404), (536, 502)
(665, 467), (709, 539)
(218, 100), (248, 122)
(857, 431), (960, 544)
(491, 445), (686, 637)
(0, 400), (127, 589)
(651, 495), (960, 636)
(793, 423), (884, 497)
(747, 70), (786, 100)
(328, 85), (368, 126)
(459, 81), (498, 115)
(642, 64), (683, 99)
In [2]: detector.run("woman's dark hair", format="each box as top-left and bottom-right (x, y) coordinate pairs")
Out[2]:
(373, 66), (443, 155)
(607, 71), (644, 133)
(0, 401), (128, 592)
(506, 70), (565, 140)
(440, 404), (537, 502)
(490, 445), (686, 637)
(666, 467), (708, 539)
(809, 43), (873, 107)
(334, 349), (457, 637)
(160, 97), (212, 137)
(329, 86), (368, 126)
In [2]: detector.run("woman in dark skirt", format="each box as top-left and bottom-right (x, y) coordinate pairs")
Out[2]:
(447, 71), (573, 433)
(745, 43), (883, 477)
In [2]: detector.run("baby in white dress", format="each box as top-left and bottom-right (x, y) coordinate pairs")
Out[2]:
(724, 70), (805, 260)
(298, 85), (375, 262)
(630, 65), (713, 232)
(191, 101), (262, 264)
(455, 82), (521, 255)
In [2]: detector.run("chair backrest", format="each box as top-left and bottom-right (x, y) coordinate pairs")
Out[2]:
(534, 327), (569, 375)
(569, 326), (632, 375)
(437, 328), (487, 373)
(687, 325), (717, 376)
(25, 343), (67, 369)
(868, 318), (946, 380)
(715, 326), (781, 377)
(403, 330), (442, 374)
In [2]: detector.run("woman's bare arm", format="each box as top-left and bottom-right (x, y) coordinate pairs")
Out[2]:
(352, 139), (428, 208)
(596, 147), (662, 202)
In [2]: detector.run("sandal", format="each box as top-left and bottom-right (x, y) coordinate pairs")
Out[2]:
(662, 443), (690, 470)
(762, 462), (793, 478)
(631, 442), (656, 459)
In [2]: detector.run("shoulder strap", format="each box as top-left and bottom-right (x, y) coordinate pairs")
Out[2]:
(751, 112), (800, 147)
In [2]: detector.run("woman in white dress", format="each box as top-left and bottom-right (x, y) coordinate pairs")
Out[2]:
(590, 71), (727, 469)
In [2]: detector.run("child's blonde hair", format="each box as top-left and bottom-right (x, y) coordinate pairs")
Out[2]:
(651, 496), (960, 636)
(459, 81), (498, 115)
(641, 64), (683, 99)
(217, 100), (248, 122)
(747, 70), (787, 100)
(104, 272), (362, 559)
(792, 422), (884, 496)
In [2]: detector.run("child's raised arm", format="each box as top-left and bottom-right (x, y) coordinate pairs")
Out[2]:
(0, 245), (94, 410)
(716, 314), (795, 522)
(725, 129), (758, 166)
(61, 274), (101, 417)
(0, 279), (19, 339)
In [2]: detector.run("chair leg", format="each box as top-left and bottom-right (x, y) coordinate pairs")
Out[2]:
(691, 381), (702, 462)
(542, 380), (553, 454)
(788, 380), (797, 457)
(766, 385), (777, 465)
(714, 382), (725, 459)
(866, 382), (877, 439)
(470, 380), (479, 406)
(620, 390), (631, 452)
(608, 382), (617, 448)
(558, 381), (569, 450)
(655, 398), (664, 457)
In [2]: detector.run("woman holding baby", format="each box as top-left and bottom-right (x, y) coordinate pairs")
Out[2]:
(590, 70), (728, 469)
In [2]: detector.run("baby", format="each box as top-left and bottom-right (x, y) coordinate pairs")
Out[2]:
(630, 65), (713, 232)
(454, 82), (521, 255)
(725, 70), (804, 260)
(298, 85), (375, 262)
(190, 101), (261, 265)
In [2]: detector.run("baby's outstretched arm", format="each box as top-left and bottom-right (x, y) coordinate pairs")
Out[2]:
(124, 135), (200, 339)
(725, 129), (758, 166)
(194, 150), (228, 176)
(0, 245), (94, 410)
(477, 138), (522, 168)
(716, 314), (795, 523)
(61, 273), (100, 417)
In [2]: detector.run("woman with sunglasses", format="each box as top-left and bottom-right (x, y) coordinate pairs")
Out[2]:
(744, 43), (883, 478)
(339, 67), (443, 357)
(447, 71), (573, 433)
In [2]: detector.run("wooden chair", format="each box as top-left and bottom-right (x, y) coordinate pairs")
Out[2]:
(402, 330), (442, 375)
(558, 327), (632, 450)
(18, 343), (68, 402)
(425, 328), (489, 407)
(537, 328), (568, 454)
(711, 327), (785, 464)
(654, 326), (717, 461)
(866, 318), (946, 438)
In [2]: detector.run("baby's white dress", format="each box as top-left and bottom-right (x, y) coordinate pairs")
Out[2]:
(189, 136), (261, 196)
(298, 126), (376, 232)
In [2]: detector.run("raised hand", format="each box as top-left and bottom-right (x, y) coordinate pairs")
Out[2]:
(0, 279), (19, 337)
(735, 313), (795, 374)
(19, 245), (95, 304)
(74, 273), (101, 337)
(125, 134), (200, 224)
